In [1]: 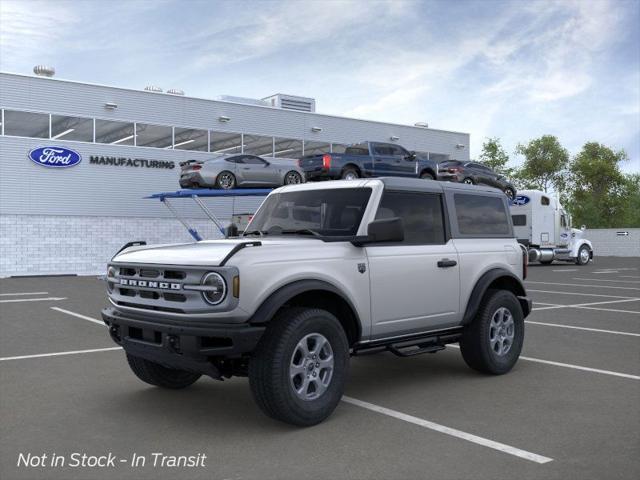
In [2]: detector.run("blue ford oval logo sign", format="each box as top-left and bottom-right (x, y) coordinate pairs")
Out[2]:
(28, 146), (82, 168)
(512, 195), (530, 206)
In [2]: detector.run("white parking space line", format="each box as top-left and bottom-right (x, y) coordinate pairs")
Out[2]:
(526, 281), (640, 291)
(0, 292), (49, 296)
(620, 275), (640, 279)
(0, 347), (122, 362)
(528, 289), (638, 299)
(531, 298), (640, 311)
(525, 321), (640, 337)
(0, 297), (67, 303)
(342, 396), (553, 464)
(574, 306), (640, 315)
(552, 269), (578, 272)
(592, 271), (620, 274)
(51, 307), (106, 326)
(573, 278), (640, 284)
(446, 345), (640, 380)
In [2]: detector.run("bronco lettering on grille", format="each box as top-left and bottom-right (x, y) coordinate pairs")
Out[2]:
(120, 279), (181, 290)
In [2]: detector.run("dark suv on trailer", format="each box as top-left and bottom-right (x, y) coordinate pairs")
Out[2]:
(438, 160), (516, 200)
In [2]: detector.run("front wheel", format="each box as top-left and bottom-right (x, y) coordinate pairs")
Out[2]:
(459, 290), (524, 375)
(249, 307), (349, 426)
(126, 354), (201, 389)
(576, 245), (591, 265)
(216, 171), (236, 189)
(462, 177), (475, 185)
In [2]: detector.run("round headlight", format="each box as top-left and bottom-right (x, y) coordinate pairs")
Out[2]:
(201, 272), (227, 305)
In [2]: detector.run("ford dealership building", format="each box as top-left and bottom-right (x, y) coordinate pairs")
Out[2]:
(0, 70), (470, 276)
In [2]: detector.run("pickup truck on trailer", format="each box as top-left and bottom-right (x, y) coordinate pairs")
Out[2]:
(102, 178), (531, 426)
(299, 141), (439, 181)
(510, 190), (593, 265)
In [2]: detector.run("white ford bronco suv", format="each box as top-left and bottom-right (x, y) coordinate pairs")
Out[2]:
(102, 178), (531, 426)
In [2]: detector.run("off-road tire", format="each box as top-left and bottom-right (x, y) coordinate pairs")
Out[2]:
(341, 167), (360, 180)
(420, 171), (435, 180)
(459, 289), (524, 375)
(249, 307), (349, 426)
(126, 354), (201, 389)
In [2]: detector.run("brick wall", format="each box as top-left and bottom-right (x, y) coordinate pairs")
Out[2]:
(0, 215), (225, 277)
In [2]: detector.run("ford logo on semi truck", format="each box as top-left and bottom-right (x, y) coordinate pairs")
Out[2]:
(512, 195), (530, 206)
(28, 146), (82, 168)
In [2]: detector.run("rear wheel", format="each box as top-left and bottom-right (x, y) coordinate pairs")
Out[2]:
(420, 171), (435, 180)
(284, 171), (303, 185)
(126, 354), (201, 389)
(463, 177), (475, 185)
(341, 167), (359, 180)
(216, 171), (236, 189)
(576, 245), (591, 265)
(249, 307), (349, 426)
(459, 290), (524, 375)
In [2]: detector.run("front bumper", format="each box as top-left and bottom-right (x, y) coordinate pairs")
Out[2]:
(102, 307), (265, 376)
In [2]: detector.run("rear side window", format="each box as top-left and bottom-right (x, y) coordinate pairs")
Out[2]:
(454, 194), (511, 236)
(375, 191), (446, 244)
(512, 215), (527, 226)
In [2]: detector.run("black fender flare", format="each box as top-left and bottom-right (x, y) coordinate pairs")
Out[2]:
(249, 279), (362, 337)
(462, 268), (529, 324)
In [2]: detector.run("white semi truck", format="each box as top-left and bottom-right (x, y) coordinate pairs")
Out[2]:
(510, 190), (593, 265)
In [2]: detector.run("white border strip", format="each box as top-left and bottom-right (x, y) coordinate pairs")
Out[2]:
(0, 297), (67, 303)
(342, 396), (553, 464)
(526, 281), (640, 291)
(0, 347), (122, 362)
(0, 292), (49, 296)
(51, 307), (106, 326)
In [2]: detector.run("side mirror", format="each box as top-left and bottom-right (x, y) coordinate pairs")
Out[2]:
(225, 223), (239, 238)
(353, 217), (404, 245)
(405, 151), (416, 160)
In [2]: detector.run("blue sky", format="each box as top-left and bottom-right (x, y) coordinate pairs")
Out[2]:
(1, 0), (638, 172)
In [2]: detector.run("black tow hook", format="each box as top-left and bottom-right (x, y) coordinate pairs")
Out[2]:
(109, 325), (121, 343)
(167, 335), (182, 354)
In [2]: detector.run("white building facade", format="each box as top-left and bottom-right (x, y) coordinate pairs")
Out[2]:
(0, 72), (470, 276)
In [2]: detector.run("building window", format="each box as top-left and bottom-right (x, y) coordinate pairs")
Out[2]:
(274, 137), (303, 158)
(135, 123), (173, 149)
(51, 114), (94, 142)
(3, 110), (49, 138)
(244, 134), (274, 156)
(210, 131), (243, 154)
(95, 119), (135, 145)
(173, 127), (208, 151)
(303, 141), (331, 156)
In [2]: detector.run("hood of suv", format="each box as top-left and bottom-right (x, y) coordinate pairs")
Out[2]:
(112, 238), (321, 266)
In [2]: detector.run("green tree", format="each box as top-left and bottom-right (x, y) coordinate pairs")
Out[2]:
(515, 135), (569, 192)
(567, 142), (632, 228)
(479, 137), (513, 176)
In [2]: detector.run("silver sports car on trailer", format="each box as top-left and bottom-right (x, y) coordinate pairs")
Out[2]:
(179, 154), (305, 189)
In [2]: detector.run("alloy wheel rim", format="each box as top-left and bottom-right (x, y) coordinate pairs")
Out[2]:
(489, 307), (515, 356)
(219, 174), (234, 189)
(344, 172), (357, 180)
(464, 178), (473, 184)
(289, 333), (334, 401)
(286, 172), (301, 184)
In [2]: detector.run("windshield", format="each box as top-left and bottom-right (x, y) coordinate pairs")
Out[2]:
(245, 188), (372, 237)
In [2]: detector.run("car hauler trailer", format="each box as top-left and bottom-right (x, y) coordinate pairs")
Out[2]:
(510, 190), (593, 265)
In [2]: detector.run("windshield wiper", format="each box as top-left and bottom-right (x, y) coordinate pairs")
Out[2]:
(279, 229), (322, 238)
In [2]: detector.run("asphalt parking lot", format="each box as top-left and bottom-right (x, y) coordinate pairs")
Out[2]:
(1, 256), (639, 480)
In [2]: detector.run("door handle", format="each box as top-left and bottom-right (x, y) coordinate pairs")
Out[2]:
(437, 259), (457, 268)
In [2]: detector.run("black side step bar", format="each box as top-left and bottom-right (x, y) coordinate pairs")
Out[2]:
(353, 330), (462, 358)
